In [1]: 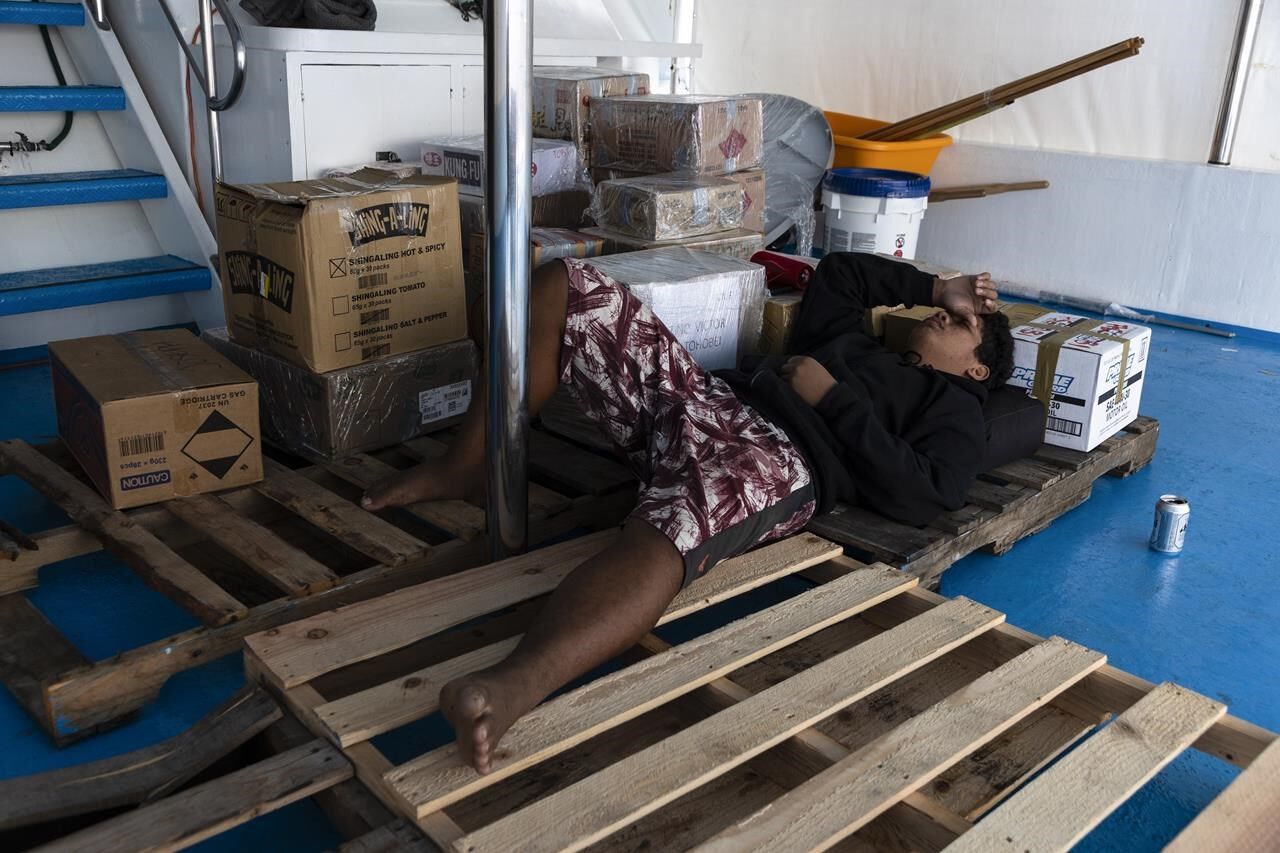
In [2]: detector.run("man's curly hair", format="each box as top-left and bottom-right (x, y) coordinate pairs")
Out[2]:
(975, 312), (1015, 388)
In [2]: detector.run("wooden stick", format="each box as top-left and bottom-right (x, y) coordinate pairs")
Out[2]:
(929, 181), (1050, 203)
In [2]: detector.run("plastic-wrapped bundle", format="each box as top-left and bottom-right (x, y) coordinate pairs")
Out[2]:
(589, 95), (764, 175)
(458, 192), (592, 271)
(585, 247), (767, 370)
(532, 66), (650, 154)
(323, 162), (421, 180)
(468, 227), (605, 274)
(591, 173), (744, 241)
(582, 226), (764, 262)
(421, 136), (579, 197)
(202, 328), (479, 460)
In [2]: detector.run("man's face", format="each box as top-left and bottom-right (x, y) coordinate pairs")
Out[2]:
(906, 310), (991, 383)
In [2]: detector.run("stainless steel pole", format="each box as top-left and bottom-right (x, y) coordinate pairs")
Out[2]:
(199, 0), (223, 183)
(1209, 0), (1265, 165)
(484, 0), (532, 558)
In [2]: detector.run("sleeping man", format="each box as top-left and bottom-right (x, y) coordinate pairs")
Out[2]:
(362, 251), (1015, 773)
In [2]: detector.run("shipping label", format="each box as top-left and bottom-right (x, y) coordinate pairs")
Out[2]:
(420, 380), (472, 424)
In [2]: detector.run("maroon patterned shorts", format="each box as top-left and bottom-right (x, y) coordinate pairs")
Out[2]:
(559, 258), (815, 586)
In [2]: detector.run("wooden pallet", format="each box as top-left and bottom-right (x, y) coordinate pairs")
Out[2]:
(0, 431), (636, 745)
(237, 530), (1273, 853)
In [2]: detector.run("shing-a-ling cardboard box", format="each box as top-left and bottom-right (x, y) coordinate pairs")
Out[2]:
(49, 330), (263, 509)
(215, 174), (467, 373)
(1007, 313), (1152, 451)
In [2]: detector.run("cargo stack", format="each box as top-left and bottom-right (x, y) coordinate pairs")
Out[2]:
(584, 94), (768, 260)
(207, 171), (479, 461)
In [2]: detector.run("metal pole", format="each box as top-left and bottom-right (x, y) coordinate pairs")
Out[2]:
(199, 0), (223, 183)
(484, 0), (532, 558)
(1209, 0), (1265, 165)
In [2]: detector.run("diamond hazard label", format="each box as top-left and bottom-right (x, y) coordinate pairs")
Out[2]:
(182, 410), (254, 478)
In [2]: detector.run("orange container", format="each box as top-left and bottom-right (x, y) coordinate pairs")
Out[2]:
(824, 112), (952, 175)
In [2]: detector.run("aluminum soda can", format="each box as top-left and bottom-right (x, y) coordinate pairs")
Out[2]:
(1149, 495), (1190, 554)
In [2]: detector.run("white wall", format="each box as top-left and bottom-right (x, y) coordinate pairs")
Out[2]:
(695, 0), (1279, 171)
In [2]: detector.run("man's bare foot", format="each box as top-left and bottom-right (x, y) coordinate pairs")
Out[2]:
(439, 671), (539, 774)
(361, 461), (484, 511)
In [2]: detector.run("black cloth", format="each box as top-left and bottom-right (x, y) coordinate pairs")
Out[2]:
(716, 252), (989, 526)
(240, 0), (376, 30)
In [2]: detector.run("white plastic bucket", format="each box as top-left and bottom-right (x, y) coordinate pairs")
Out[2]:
(821, 168), (930, 259)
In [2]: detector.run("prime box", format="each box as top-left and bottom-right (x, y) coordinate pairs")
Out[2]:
(215, 175), (467, 373)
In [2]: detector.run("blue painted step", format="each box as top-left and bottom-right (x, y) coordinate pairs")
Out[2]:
(0, 0), (84, 26)
(0, 256), (210, 316)
(0, 85), (125, 112)
(0, 169), (167, 209)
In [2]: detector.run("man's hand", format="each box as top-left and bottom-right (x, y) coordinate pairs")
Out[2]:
(782, 356), (837, 406)
(932, 273), (998, 329)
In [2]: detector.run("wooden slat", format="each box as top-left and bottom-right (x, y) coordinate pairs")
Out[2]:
(526, 429), (635, 496)
(947, 683), (1226, 853)
(339, 820), (435, 853)
(397, 436), (571, 520)
(0, 594), (94, 744)
(985, 458), (1065, 490)
(385, 565), (917, 814)
(0, 686), (281, 829)
(1125, 415), (1158, 434)
(317, 535), (843, 747)
(324, 454), (487, 542)
(0, 440), (247, 626)
(247, 531), (837, 692)
(35, 740), (351, 853)
(964, 478), (1031, 512)
(806, 504), (946, 562)
(453, 597), (1005, 853)
(1165, 737), (1280, 852)
(255, 459), (429, 566)
(165, 494), (340, 595)
(695, 638), (1106, 852)
(1033, 443), (1091, 472)
(930, 505), (988, 536)
(0, 517), (37, 560)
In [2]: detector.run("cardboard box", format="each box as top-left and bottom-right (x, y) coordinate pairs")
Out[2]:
(49, 330), (262, 509)
(585, 247), (767, 370)
(463, 229), (606, 347)
(759, 290), (804, 355)
(590, 95), (764, 175)
(592, 174), (744, 241)
(203, 328), (477, 460)
(583, 226), (765, 261)
(727, 169), (766, 233)
(420, 136), (579, 197)
(532, 66), (650, 158)
(324, 162), (422, 180)
(215, 175), (467, 373)
(458, 191), (592, 270)
(882, 302), (1050, 355)
(1007, 312), (1151, 451)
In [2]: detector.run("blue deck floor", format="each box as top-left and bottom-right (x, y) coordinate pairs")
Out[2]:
(1, 319), (1277, 851)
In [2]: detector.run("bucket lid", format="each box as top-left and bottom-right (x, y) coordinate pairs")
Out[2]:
(823, 168), (930, 199)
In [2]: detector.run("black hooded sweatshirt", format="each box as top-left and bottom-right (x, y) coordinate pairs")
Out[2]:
(715, 252), (989, 526)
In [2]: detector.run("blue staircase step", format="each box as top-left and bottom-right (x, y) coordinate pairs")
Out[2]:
(0, 256), (210, 317)
(0, 1), (84, 26)
(0, 85), (125, 112)
(0, 169), (167, 209)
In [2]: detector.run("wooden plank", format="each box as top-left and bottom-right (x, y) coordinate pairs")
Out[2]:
(324, 454), (487, 542)
(695, 638), (1107, 852)
(0, 594), (94, 744)
(1124, 415), (1158, 434)
(165, 494), (340, 595)
(964, 478), (1031, 512)
(339, 820), (436, 853)
(1033, 443), (1091, 472)
(526, 429), (635, 497)
(396, 436), (572, 521)
(946, 683), (1226, 853)
(385, 565), (917, 813)
(255, 459), (429, 566)
(0, 686), (281, 830)
(806, 504), (946, 563)
(453, 597), (1005, 853)
(245, 531), (615, 690)
(247, 531), (837, 692)
(1165, 738), (1280, 852)
(0, 440), (247, 626)
(930, 505), (987, 536)
(35, 740), (352, 853)
(985, 458), (1065, 490)
(0, 517), (37, 560)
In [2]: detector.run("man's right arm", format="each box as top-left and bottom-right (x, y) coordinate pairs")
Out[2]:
(788, 253), (936, 354)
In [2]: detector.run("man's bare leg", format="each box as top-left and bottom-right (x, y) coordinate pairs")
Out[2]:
(440, 518), (682, 773)
(361, 262), (571, 511)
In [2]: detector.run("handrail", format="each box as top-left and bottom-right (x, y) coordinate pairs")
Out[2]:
(153, 0), (246, 112)
(86, 0), (109, 30)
